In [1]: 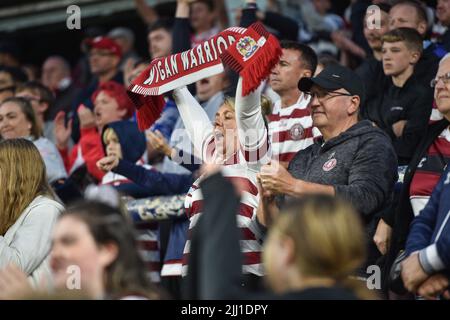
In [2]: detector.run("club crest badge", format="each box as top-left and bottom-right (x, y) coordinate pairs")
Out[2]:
(289, 123), (305, 141)
(237, 36), (259, 61)
(322, 158), (337, 172)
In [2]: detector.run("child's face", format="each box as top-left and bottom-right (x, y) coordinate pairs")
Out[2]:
(382, 41), (418, 77)
(105, 131), (122, 159)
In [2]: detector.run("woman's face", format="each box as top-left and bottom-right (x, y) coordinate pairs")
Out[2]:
(0, 102), (32, 139)
(50, 216), (116, 297)
(213, 103), (238, 159)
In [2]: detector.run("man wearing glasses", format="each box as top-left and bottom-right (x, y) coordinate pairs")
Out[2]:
(257, 64), (398, 279)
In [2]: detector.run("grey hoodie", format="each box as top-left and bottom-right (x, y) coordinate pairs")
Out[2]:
(284, 120), (398, 267)
(287, 120), (397, 216)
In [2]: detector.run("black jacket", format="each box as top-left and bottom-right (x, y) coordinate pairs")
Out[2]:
(362, 76), (433, 165)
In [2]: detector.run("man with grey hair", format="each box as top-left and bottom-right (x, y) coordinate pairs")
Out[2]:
(108, 27), (140, 71)
(41, 55), (81, 120)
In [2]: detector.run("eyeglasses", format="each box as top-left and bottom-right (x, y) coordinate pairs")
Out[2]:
(430, 72), (450, 88)
(305, 90), (353, 103)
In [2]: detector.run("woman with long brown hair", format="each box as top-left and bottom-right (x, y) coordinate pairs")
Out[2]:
(0, 138), (64, 285)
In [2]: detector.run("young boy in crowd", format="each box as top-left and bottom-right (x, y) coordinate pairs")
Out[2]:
(362, 27), (434, 165)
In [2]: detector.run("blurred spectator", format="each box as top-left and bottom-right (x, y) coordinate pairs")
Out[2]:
(437, 0), (450, 51)
(147, 18), (174, 60)
(55, 81), (133, 185)
(16, 81), (57, 143)
(356, 3), (391, 99)
(41, 56), (81, 121)
(236, 0), (299, 41)
(108, 27), (140, 71)
(174, 0), (220, 50)
(0, 138), (64, 286)
(0, 66), (27, 104)
(72, 26), (106, 89)
(21, 64), (39, 82)
(315, 53), (340, 75)
(0, 41), (21, 67)
(49, 201), (160, 299)
(72, 36), (123, 143)
(0, 97), (67, 184)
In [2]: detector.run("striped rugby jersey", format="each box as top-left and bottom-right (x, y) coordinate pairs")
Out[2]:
(410, 126), (450, 215)
(267, 95), (321, 163)
(173, 79), (269, 277)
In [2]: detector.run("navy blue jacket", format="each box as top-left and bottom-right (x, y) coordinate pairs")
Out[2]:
(101, 120), (155, 198)
(406, 165), (450, 274)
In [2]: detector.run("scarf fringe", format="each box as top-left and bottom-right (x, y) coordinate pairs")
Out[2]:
(241, 34), (281, 95)
(220, 22), (282, 96)
(128, 89), (165, 131)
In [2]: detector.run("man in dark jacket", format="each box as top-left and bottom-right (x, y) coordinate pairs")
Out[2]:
(258, 64), (398, 274)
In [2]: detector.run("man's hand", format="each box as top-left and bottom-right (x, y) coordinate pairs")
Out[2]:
(54, 111), (72, 150)
(401, 252), (429, 293)
(258, 160), (298, 196)
(147, 130), (173, 158)
(97, 155), (119, 172)
(78, 104), (96, 129)
(392, 120), (407, 138)
(373, 218), (392, 255)
(417, 273), (450, 300)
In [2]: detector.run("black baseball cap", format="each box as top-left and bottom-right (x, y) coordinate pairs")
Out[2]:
(298, 64), (365, 103)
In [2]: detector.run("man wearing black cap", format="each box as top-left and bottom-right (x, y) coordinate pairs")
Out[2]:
(258, 64), (398, 276)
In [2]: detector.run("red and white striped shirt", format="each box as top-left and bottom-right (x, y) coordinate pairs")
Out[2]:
(267, 95), (321, 163)
(173, 78), (268, 277)
(410, 126), (450, 215)
(182, 163), (264, 277)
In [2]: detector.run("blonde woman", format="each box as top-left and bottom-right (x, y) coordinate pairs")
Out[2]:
(0, 139), (64, 285)
(186, 168), (376, 300)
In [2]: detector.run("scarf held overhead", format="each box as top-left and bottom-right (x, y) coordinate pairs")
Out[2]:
(128, 23), (281, 131)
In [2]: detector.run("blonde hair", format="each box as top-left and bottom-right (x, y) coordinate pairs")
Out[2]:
(102, 127), (118, 145)
(270, 195), (375, 299)
(0, 139), (53, 235)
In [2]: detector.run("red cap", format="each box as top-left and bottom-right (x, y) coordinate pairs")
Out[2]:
(86, 36), (122, 58)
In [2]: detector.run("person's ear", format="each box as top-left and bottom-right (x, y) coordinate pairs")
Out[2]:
(98, 242), (118, 268)
(417, 21), (427, 37)
(347, 96), (360, 115)
(38, 102), (49, 114)
(410, 50), (421, 65)
(302, 69), (313, 79)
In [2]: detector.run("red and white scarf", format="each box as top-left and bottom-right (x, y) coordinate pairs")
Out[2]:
(128, 22), (281, 131)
